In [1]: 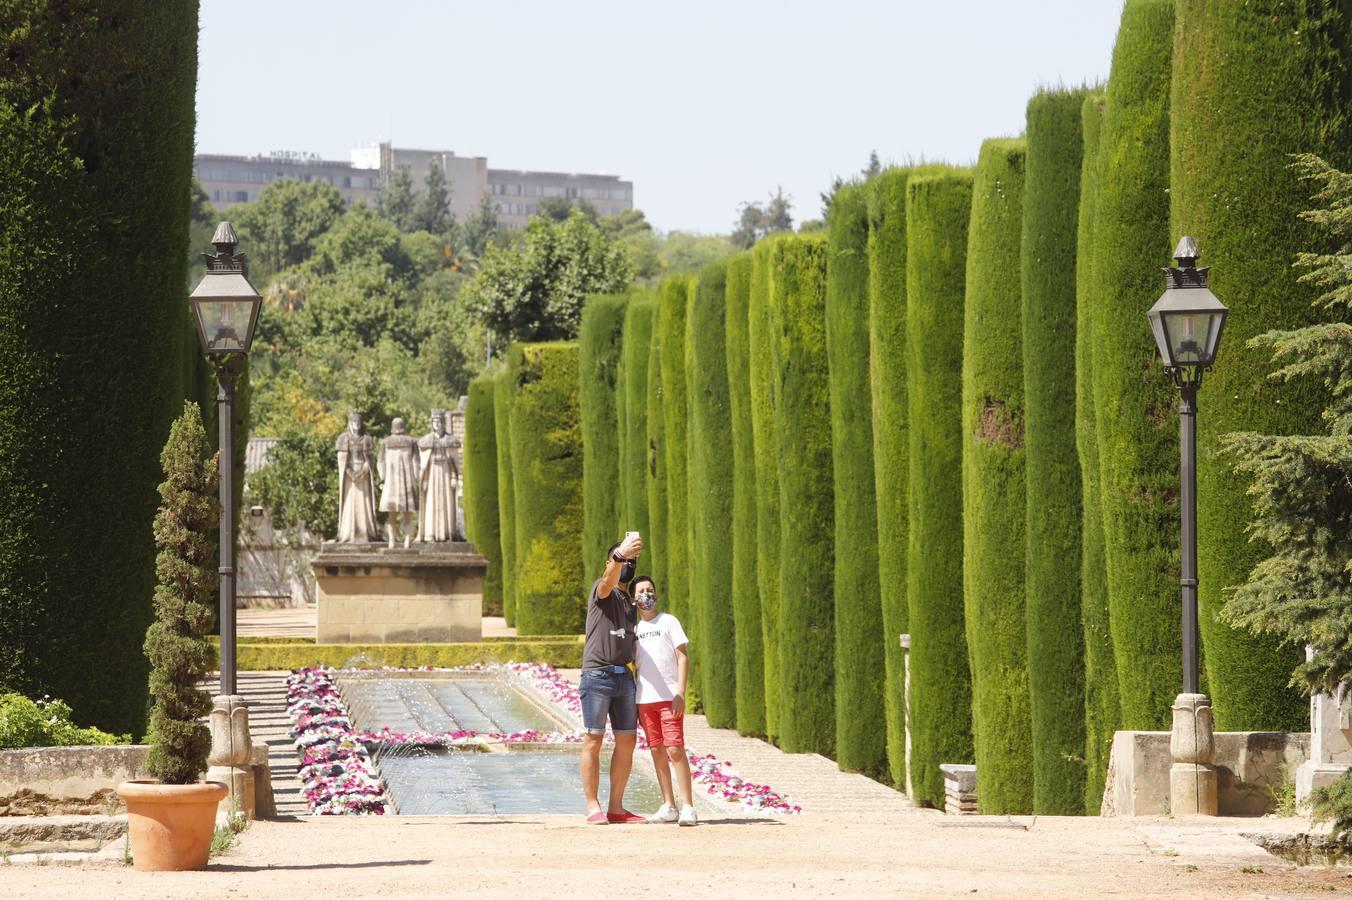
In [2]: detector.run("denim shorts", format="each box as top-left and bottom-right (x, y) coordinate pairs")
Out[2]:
(579, 668), (637, 735)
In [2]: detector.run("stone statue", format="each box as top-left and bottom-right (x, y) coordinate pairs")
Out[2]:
(417, 409), (461, 542)
(336, 411), (380, 543)
(378, 418), (421, 549)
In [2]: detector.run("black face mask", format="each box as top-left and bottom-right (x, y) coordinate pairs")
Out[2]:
(619, 559), (636, 585)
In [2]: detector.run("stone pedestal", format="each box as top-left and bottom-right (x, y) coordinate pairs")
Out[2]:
(1296, 681), (1352, 803)
(313, 542), (487, 643)
(207, 694), (255, 819)
(1169, 692), (1217, 816)
(940, 764), (977, 815)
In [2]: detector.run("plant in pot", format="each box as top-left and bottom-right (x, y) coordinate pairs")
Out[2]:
(118, 402), (227, 871)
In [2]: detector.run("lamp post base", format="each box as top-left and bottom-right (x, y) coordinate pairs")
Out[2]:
(1169, 692), (1218, 816)
(207, 694), (255, 819)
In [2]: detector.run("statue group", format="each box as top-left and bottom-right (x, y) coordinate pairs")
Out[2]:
(335, 410), (463, 547)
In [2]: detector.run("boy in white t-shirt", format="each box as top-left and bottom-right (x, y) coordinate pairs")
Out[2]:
(631, 576), (697, 826)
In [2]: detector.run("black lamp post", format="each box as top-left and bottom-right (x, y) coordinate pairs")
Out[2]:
(1147, 236), (1228, 695)
(189, 222), (262, 696)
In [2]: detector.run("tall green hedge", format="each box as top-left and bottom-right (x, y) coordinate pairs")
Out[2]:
(658, 277), (693, 633)
(645, 319), (669, 604)
(771, 235), (835, 757)
(686, 261), (736, 727)
(748, 238), (785, 742)
(465, 376), (503, 615)
(725, 252), (765, 737)
(1091, 0), (1178, 731)
(0, 2), (201, 735)
(826, 182), (886, 778)
(1075, 91), (1121, 814)
(962, 137), (1031, 814)
(1021, 87), (1088, 815)
(620, 294), (656, 556)
(579, 294), (629, 571)
(510, 342), (584, 635)
(905, 171), (976, 808)
(492, 367), (519, 626)
(1170, 0), (1350, 732)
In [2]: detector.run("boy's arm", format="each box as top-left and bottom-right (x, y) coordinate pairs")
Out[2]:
(673, 644), (689, 718)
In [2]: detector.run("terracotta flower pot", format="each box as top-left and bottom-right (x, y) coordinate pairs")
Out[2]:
(117, 780), (229, 871)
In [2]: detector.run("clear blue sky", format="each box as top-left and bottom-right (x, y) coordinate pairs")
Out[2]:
(197, 1), (1125, 234)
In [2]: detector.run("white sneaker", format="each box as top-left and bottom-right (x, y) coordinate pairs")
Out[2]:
(648, 803), (678, 823)
(678, 805), (698, 827)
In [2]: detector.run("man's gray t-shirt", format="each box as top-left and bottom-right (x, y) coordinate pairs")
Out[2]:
(583, 578), (636, 670)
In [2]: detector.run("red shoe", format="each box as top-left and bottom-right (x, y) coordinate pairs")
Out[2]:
(585, 811), (609, 825)
(607, 809), (646, 824)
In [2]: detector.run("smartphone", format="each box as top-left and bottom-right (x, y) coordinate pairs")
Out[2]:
(625, 531), (640, 542)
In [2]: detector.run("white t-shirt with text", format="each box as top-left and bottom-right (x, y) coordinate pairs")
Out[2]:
(634, 612), (689, 704)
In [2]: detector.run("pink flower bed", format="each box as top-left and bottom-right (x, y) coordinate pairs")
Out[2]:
(285, 663), (801, 816)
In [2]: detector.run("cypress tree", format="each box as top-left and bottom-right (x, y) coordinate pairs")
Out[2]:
(465, 376), (503, 615)
(771, 235), (835, 756)
(620, 294), (656, 555)
(725, 252), (766, 736)
(686, 261), (736, 727)
(658, 277), (692, 633)
(0, 2), (201, 734)
(1170, 0), (1351, 731)
(905, 171), (976, 808)
(645, 324), (669, 603)
(1076, 91), (1121, 813)
(748, 238), (785, 741)
(510, 342), (584, 635)
(579, 294), (629, 571)
(1091, 0), (1178, 731)
(827, 182), (886, 777)
(1021, 87), (1088, 815)
(493, 367), (519, 626)
(963, 137), (1032, 813)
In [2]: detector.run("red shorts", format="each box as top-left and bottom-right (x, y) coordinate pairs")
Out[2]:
(638, 701), (685, 748)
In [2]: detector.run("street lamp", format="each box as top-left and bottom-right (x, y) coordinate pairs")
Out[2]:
(1148, 235), (1227, 818)
(190, 222), (262, 696)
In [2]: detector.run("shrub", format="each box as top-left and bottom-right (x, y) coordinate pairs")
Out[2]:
(510, 343), (584, 635)
(1021, 86), (1089, 815)
(658, 277), (693, 632)
(770, 235), (835, 757)
(725, 252), (766, 737)
(579, 293), (629, 570)
(492, 367), (519, 625)
(904, 170), (976, 807)
(619, 293), (656, 548)
(1312, 771), (1352, 839)
(464, 377), (503, 615)
(963, 137), (1032, 813)
(144, 402), (218, 784)
(686, 261), (736, 726)
(0, 694), (128, 748)
(0, 1), (201, 737)
(1091, 0), (1178, 731)
(748, 238), (785, 742)
(1075, 90), (1122, 814)
(826, 182), (886, 778)
(1170, 0), (1349, 731)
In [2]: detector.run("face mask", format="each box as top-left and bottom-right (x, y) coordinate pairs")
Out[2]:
(636, 591), (656, 611)
(620, 559), (636, 584)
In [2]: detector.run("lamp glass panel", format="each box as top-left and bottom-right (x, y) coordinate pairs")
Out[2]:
(1148, 311), (1170, 365)
(195, 298), (254, 353)
(1163, 311), (1220, 366)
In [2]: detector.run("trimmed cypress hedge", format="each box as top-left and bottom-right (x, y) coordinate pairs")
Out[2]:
(620, 294), (656, 557)
(0, 3), (201, 735)
(748, 238), (785, 742)
(579, 294), (629, 572)
(1170, 0), (1349, 732)
(510, 342), (584, 635)
(686, 261), (736, 727)
(771, 235), (835, 757)
(645, 318), (669, 603)
(465, 376), (503, 615)
(905, 170), (976, 808)
(725, 252), (766, 737)
(1091, 0), (1178, 731)
(658, 277), (692, 630)
(826, 182), (886, 778)
(493, 366), (519, 626)
(1075, 91), (1121, 814)
(962, 137), (1032, 814)
(1021, 87), (1088, 815)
